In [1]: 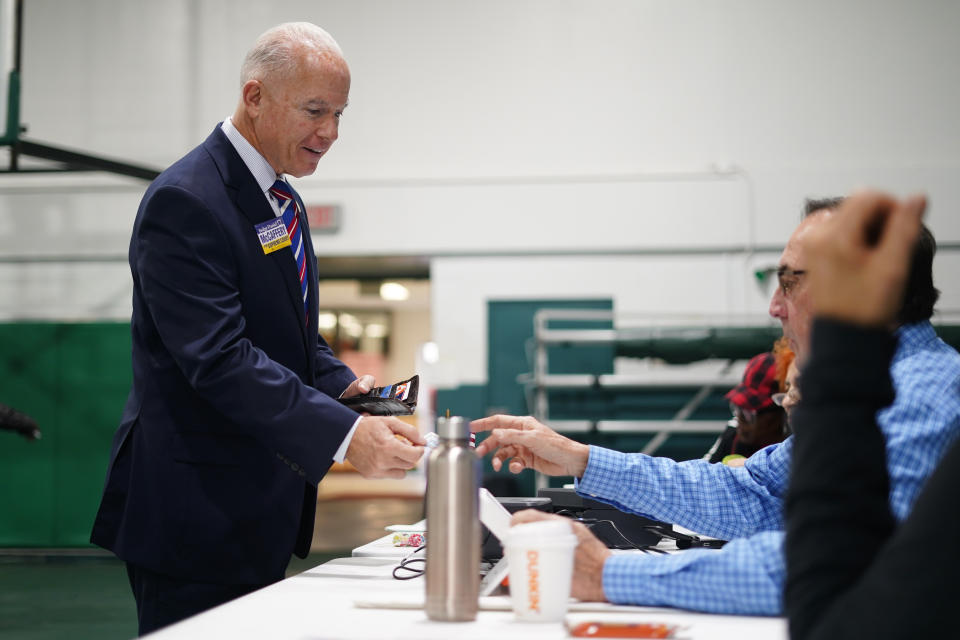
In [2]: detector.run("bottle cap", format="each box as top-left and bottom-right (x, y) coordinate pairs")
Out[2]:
(436, 415), (470, 440)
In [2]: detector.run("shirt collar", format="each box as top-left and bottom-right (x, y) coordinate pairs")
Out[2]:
(894, 320), (938, 359)
(221, 117), (283, 195)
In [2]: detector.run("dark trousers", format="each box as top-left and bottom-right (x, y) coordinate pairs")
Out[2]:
(126, 563), (267, 636)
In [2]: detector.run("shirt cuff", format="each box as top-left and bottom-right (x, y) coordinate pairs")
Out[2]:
(333, 416), (362, 463)
(602, 552), (655, 604)
(576, 445), (625, 498)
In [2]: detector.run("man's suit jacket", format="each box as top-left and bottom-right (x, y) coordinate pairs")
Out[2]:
(91, 126), (360, 585)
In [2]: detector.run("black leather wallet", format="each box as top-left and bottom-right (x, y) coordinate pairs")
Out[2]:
(339, 374), (419, 416)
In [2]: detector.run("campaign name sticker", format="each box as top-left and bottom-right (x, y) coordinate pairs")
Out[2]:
(255, 218), (291, 255)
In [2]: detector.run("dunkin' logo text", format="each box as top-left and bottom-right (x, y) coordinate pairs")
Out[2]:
(526, 550), (540, 613)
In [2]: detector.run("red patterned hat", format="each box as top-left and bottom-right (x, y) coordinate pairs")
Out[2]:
(725, 353), (779, 412)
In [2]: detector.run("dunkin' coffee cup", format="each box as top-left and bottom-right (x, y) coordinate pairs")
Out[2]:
(502, 519), (578, 622)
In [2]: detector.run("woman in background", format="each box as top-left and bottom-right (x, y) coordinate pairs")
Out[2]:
(706, 339), (794, 465)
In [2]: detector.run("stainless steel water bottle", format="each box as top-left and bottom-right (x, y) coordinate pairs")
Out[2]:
(425, 415), (480, 621)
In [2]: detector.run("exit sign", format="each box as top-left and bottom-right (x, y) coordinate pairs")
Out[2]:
(306, 205), (341, 233)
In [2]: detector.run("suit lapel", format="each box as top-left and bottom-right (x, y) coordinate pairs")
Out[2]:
(204, 127), (311, 354)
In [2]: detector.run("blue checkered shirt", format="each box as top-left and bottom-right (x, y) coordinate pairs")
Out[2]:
(576, 321), (960, 615)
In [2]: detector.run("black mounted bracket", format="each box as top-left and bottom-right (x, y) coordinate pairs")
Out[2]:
(0, 0), (161, 181)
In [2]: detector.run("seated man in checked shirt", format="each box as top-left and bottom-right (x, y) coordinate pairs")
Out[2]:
(473, 196), (960, 615)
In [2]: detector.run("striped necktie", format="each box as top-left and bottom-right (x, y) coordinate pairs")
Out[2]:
(268, 179), (309, 324)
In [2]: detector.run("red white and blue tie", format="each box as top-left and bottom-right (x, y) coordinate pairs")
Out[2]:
(269, 179), (309, 324)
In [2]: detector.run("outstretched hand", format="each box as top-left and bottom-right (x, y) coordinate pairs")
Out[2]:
(471, 415), (590, 477)
(346, 416), (425, 479)
(801, 191), (926, 327)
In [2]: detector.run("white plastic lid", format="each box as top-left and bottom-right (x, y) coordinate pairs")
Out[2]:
(502, 519), (578, 549)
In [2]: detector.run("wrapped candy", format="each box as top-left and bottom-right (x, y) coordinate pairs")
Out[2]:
(392, 532), (425, 548)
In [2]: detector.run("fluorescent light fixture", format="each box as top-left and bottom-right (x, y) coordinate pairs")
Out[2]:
(421, 341), (440, 364)
(379, 281), (409, 301)
(317, 312), (337, 331)
(338, 313), (363, 338)
(365, 323), (388, 339)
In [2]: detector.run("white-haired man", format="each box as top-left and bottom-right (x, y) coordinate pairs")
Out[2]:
(91, 23), (424, 635)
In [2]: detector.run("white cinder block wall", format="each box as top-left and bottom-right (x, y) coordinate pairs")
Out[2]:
(1, 0), (958, 387)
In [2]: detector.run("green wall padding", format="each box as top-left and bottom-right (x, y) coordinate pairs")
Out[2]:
(434, 384), (486, 422)
(486, 299), (614, 418)
(483, 299), (614, 496)
(614, 326), (784, 362)
(0, 323), (131, 547)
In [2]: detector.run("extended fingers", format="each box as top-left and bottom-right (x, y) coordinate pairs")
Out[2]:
(834, 191), (899, 245)
(471, 414), (536, 434)
(473, 430), (500, 457)
(477, 431), (535, 471)
(386, 439), (424, 466)
(474, 427), (524, 456)
(511, 509), (559, 526)
(490, 444), (528, 474)
(355, 374), (375, 393)
(488, 443), (510, 471)
(386, 418), (426, 446)
(877, 194), (925, 271)
(342, 374), (376, 398)
(360, 418), (422, 466)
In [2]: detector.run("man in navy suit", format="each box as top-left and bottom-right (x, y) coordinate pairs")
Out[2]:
(90, 22), (425, 635)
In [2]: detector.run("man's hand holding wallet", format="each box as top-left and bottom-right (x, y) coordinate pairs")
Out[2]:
(342, 374), (424, 479)
(340, 375), (419, 416)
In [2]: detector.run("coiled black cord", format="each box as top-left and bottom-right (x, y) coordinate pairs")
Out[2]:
(392, 545), (426, 580)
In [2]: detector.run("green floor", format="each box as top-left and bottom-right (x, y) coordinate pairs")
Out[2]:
(0, 551), (347, 640)
(0, 555), (137, 640)
(0, 497), (423, 639)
